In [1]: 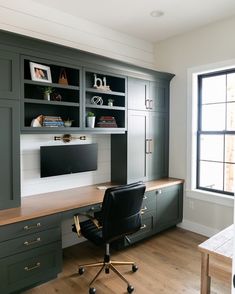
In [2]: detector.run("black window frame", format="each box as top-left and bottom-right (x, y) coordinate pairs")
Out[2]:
(197, 68), (235, 196)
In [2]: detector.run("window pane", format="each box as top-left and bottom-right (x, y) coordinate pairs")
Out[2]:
(200, 135), (223, 162)
(227, 73), (235, 102)
(224, 163), (235, 193)
(227, 102), (235, 130)
(199, 161), (223, 191)
(202, 75), (226, 104)
(225, 135), (235, 163)
(201, 104), (225, 131)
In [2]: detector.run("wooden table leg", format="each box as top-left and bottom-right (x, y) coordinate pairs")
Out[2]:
(201, 252), (211, 294)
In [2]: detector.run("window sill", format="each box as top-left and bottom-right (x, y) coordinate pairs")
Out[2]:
(186, 189), (234, 207)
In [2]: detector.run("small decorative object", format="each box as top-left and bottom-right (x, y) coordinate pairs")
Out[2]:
(108, 98), (114, 107)
(51, 92), (62, 101)
(58, 68), (68, 85)
(93, 74), (111, 91)
(43, 86), (54, 101)
(87, 111), (96, 128)
(31, 115), (43, 127)
(64, 119), (73, 127)
(30, 62), (52, 83)
(91, 96), (103, 105)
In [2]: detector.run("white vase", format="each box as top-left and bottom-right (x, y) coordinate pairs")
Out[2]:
(44, 92), (50, 101)
(87, 116), (95, 128)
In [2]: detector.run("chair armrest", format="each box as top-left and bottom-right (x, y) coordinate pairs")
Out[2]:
(73, 213), (102, 237)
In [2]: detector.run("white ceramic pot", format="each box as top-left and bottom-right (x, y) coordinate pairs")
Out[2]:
(87, 116), (95, 128)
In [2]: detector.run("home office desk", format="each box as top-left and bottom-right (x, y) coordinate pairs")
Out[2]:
(0, 178), (183, 293)
(198, 225), (233, 294)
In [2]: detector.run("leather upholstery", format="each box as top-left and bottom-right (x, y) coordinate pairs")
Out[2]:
(78, 182), (146, 246)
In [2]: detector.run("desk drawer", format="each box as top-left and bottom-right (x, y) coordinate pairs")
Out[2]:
(128, 216), (153, 244)
(0, 214), (61, 242)
(0, 227), (61, 258)
(0, 242), (62, 294)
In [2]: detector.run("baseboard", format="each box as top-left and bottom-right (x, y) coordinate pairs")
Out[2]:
(177, 219), (220, 237)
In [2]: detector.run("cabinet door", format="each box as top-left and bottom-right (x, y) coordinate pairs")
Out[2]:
(0, 50), (19, 100)
(127, 110), (147, 182)
(155, 184), (183, 229)
(0, 100), (20, 209)
(146, 112), (168, 180)
(128, 77), (148, 110)
(149, 81), (169, 112)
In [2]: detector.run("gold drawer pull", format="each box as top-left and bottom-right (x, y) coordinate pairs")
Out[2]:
(141, 206), (148, 214)
(23, 223), (41, 231)
(24, 262), (41, 271)
(24, 237), (41, 246)
(140, 224), (146, 230)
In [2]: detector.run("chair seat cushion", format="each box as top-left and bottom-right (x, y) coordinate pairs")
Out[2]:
(80, 219), (103, 246)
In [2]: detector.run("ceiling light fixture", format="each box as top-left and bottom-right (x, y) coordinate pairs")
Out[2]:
(150, 10), (164, 18)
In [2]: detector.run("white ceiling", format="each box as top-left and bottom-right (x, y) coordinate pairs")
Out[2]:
(32, 0), (235, 42)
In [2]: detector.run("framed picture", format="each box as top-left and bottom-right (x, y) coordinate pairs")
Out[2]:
(29, 62), (52, 83)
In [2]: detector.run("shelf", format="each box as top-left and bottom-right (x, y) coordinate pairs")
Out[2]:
(86, 104), (125, 111)
(24, 98), (79, 108)
(86, 88), (125, 96)
(24, 79), (80, 91)
(21, 127), (81, 134)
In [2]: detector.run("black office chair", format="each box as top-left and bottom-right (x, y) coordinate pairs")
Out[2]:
(72, 182), (146, 294)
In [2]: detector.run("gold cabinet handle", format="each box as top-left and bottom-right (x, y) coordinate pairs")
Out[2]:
(140, 224), (146, 230)
(145, 99), (150, 109)
(141, 206), (148, 214)
(24, 262), (41, 271)
(143, 195), (147, 200)
(146, 139), (150, 154)
(149, 139), (153, 154)
(149, 99), (153, 109)
(24, 237), (41, 246)
(23, 223), (41, 231)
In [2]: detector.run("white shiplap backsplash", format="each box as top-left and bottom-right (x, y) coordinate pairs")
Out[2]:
(21, 134), (111, 197)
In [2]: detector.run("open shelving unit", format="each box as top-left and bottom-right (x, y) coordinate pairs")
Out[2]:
(84, 69), (127, 132)
(21, 57), (127, 134)
(21, 56), (81, 133)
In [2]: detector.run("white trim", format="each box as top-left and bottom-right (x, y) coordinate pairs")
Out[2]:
(177, 219), (220, 237)
(186, 189), (234, 207)
(186, 58), (235, 201)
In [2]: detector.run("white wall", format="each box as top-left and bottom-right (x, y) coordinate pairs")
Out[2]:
(21, 134), (110, 196)
(154, 16), (235, 236)
(0, 0), (155, 69)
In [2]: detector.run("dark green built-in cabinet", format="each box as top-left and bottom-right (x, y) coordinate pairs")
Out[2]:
(111, 77), (170, 184)
(0, 48), (20, 209)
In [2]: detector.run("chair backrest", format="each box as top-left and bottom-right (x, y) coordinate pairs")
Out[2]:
(101, 182), (146, 243)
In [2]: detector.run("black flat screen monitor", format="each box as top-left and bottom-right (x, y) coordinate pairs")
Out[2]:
(40, 143), (98, 178)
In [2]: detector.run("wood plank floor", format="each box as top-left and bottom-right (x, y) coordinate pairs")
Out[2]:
(24, 228), (231, 294)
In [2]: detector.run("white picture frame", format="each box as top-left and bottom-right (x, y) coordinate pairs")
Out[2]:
(29, 62), (52, 83)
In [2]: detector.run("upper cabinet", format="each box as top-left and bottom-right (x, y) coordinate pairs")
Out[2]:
(128, 77), (169, 112)
(0, 50), (19, 100)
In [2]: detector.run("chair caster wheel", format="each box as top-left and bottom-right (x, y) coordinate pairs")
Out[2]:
(78, 267), (85, 275)
(105, 267), (110, 274)
(127, 285), (134, 293)
(132, 264), (138, 272)
(89, 287), (96, 294)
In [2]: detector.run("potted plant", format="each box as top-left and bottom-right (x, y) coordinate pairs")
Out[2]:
(108, 98), (114, 107)
(43, 86), (54, 101)
(87, 111), (96, 128)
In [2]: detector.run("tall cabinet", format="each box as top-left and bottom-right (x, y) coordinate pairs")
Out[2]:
(0, 48), (20, 209)
(111, 76), (172, 184)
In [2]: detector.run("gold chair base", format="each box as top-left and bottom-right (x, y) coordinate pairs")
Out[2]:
(78, 259), (136, 287)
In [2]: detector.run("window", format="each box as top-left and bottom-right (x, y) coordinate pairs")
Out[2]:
(197, 70), (235, 195)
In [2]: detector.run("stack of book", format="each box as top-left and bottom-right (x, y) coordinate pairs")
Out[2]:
(42, 116), (64, 127)
(97, 116), (117, 128)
